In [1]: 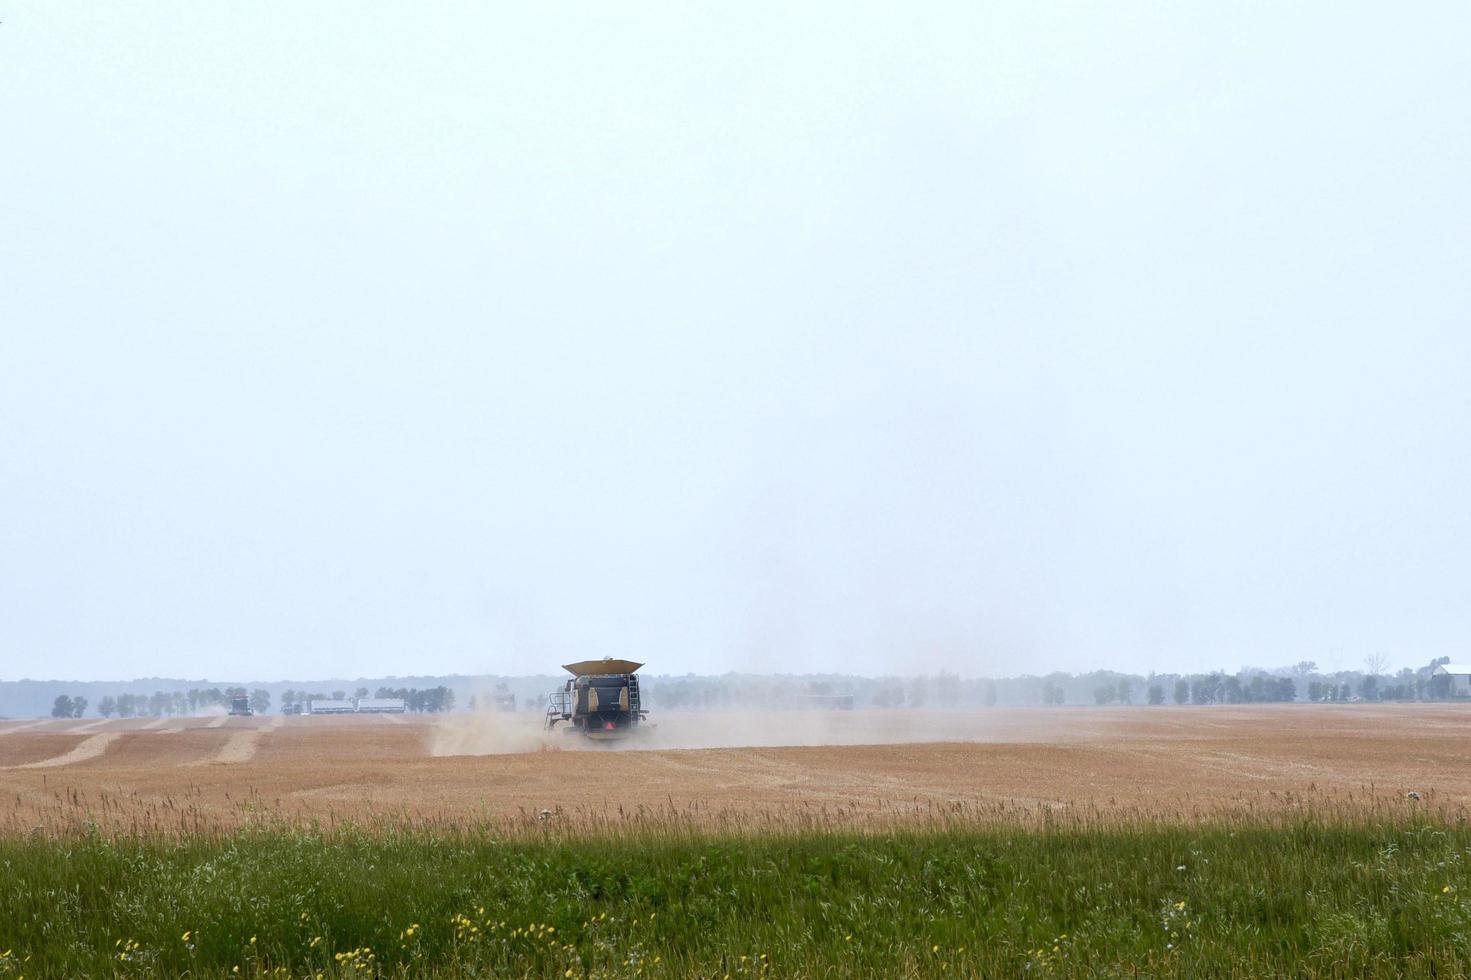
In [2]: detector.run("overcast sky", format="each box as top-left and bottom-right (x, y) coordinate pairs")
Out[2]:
(2, 2), (1468, 683)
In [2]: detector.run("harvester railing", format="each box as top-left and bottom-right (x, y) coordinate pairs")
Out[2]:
(545, 691), (570, 729)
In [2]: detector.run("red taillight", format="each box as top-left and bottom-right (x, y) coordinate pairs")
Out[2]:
(605, 721), (615, 730)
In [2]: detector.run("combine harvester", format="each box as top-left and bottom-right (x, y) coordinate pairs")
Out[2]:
(545, 658), (648, 741)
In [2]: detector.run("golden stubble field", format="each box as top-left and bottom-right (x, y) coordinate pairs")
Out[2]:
(0, 705), (1462, 834)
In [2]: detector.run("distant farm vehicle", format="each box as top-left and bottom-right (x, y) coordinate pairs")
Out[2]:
(797, 694), (855, 710)
(228, 695), (253, 716)
(546, 659), (648, 740)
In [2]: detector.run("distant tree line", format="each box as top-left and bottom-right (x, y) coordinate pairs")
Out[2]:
(1030, 658), (1452, 707)
(374, 686), (456, 713)
(50, 695), (88, 718)
(42, 684), (459, 718)
(638, 657), (1460, 709)
(23, 656), (1464, 719)
(46, 688), (271, 719)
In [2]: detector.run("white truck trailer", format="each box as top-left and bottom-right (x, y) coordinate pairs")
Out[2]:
(355, 697), (407, 713)
(307, 699), (356, 715)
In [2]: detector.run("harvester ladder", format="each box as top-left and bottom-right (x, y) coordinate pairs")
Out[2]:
(545, 691), (567, 729)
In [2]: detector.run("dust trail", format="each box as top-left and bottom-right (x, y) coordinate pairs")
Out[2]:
(378, 713), (406, 725)
(13, 733), (121, 769)
(138, 718), (168, 731)
(0, 721), (46, 735)
(429, 708), (1022, 757)
(632, 709), (995, 751)
(66, 719), (110, 734)
(204, 716), (283, 765)
(429, 712), (558, 757)
(204, 715), (229, 729)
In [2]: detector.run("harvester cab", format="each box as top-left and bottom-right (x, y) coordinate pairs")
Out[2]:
(545, 658), (646, 740)
(228, 695), (253, 716)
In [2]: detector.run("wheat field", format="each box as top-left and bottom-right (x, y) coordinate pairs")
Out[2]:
(0, 704), (1464, 836)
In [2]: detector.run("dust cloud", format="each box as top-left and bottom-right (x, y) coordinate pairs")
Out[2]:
(428, 708), (1026, 758)
(428, 711), (561, 757)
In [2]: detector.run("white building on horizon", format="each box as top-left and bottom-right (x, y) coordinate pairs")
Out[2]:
(1432, 663), (1471, 695)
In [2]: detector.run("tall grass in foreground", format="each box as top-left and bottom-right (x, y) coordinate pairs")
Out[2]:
(3, 811), (1471, 978)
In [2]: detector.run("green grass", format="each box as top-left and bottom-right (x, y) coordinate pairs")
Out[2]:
(4, 816), (1471, 978)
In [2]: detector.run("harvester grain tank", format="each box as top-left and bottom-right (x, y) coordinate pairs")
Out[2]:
(545, 658), (647, 740)
(228, 695), (253, 716)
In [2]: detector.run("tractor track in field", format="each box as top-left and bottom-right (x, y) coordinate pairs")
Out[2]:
(204, 716), (284, 765)
(13, 733), (121, 769)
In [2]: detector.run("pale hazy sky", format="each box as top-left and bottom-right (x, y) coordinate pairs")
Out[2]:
(2, 2), (1468, 682)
